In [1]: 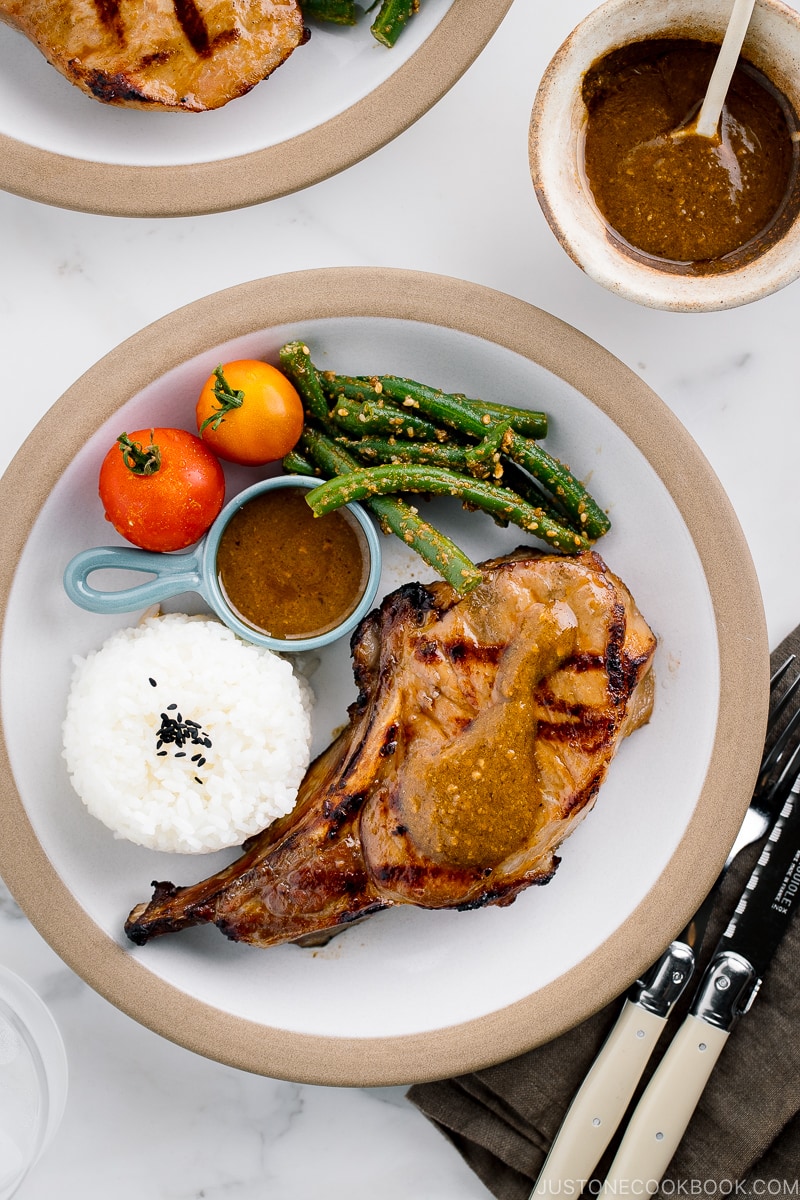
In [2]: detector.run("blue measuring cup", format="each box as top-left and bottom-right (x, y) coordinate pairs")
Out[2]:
(63, 476), (383, 653)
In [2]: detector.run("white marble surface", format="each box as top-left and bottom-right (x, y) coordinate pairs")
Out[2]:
(1, 0), (800, 1195)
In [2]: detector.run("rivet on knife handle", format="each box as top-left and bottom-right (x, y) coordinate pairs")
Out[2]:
(530, 943), (694, 1195)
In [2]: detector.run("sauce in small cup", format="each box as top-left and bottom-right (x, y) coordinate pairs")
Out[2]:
(63, 476), (383, 653)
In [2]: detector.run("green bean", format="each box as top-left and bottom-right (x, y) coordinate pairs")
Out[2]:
(328, 394), (444, 441)
(299, 429), (483, 594)
(323, 373), (548, 439)
(474, 400), (547, 440)
(463, 422), (512, 481)
(282, 450), (319, 476)
(495, 457), (576, 529)
(324, 373), (490, 438)
(340, 436), (471, 472)
(299, 0), (358, 23)
(370, 0), (417, 47)
(278, 341), (330, 423)
(505, 435), (610, 539)
(306, 464), (590, 553)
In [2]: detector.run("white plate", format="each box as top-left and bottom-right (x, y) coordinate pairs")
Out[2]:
(0, 267), (769, 1085)
(0, 0), (512, 216)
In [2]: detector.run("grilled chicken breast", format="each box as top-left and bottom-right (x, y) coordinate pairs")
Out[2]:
(125, 549), (656, 949)
(0, 0), (306, 111)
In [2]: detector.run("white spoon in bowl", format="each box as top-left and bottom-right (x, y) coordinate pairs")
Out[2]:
(692, 0), (757, 137)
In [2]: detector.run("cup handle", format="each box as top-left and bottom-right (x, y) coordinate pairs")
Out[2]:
(63, 545), (204, 614)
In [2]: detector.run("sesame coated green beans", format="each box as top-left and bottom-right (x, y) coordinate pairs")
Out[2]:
(322, 373), (548, 440)
(328, 395), (444, 441)
(341, 436), (472, 473)
(306, 464), (590, 553)
(278, 340), (609, 591)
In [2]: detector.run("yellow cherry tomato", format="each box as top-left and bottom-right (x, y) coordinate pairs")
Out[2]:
(196, 360), (304, 466)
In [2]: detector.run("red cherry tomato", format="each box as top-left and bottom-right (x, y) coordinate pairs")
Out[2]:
(196, 360), (304, 466)
(98, 428), (225, 552)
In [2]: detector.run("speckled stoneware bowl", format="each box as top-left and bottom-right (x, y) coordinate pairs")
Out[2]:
(529, 0), (800, 312)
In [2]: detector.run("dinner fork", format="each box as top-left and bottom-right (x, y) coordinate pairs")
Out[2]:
(530, 655), (800, 1195)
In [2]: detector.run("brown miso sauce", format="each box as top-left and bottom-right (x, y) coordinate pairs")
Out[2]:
(580, 40), (800, 273)
(217, 487), (370, 641)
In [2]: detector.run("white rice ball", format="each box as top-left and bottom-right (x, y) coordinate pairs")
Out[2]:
(62, 613), (314, 854)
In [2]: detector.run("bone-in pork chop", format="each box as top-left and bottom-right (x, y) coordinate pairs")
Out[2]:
(0, 0), (306, 111)
(125, 549), (656, 949)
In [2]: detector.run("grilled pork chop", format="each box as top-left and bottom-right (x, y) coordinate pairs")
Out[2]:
(0, 0), (306, 111)
(125, 549), (656, 949)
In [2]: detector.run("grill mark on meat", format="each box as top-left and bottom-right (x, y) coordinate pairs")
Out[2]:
(322, 792), (364, 832)
(537, 718), (616, 754)
(443, 639), (504, 667)
(604, 602), (629, 704)
(173, 0), (210, 56)
(137, 50), (173, 68)
(569, 651), (606, 673)
(92, 0), (124, 41)
(210, 27), (240, 50)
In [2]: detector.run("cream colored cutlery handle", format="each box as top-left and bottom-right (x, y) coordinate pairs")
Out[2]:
(601, 1015), (730, 1193)
(530, 1002), (667, 1195)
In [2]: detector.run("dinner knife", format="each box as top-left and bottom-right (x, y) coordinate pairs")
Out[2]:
(600, 775), (800, 1191)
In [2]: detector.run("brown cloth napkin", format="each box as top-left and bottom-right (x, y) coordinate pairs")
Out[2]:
(408, 626), (800, 1198)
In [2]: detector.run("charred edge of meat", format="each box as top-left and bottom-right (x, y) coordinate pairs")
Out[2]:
(455, 863), (559, 910)
(338, 900), (386, 924)
(126, 881), (186, 944)
(291, 900), (385, 948)
(561, 771), (606, 818)
(81, 68), (157, 104)
(350, 581), (439, 700)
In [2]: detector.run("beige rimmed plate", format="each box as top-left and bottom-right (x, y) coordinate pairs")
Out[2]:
(0, 0), (512, 218)
(0, 267), (768, 1086)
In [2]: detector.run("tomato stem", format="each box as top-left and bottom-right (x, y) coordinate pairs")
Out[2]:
(118, 431), (161, 476)
(199, 365), (244, 433)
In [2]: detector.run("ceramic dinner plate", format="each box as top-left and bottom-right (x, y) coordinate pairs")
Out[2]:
(0, 267), (768, 1086)
(0, 0), (512, 218)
